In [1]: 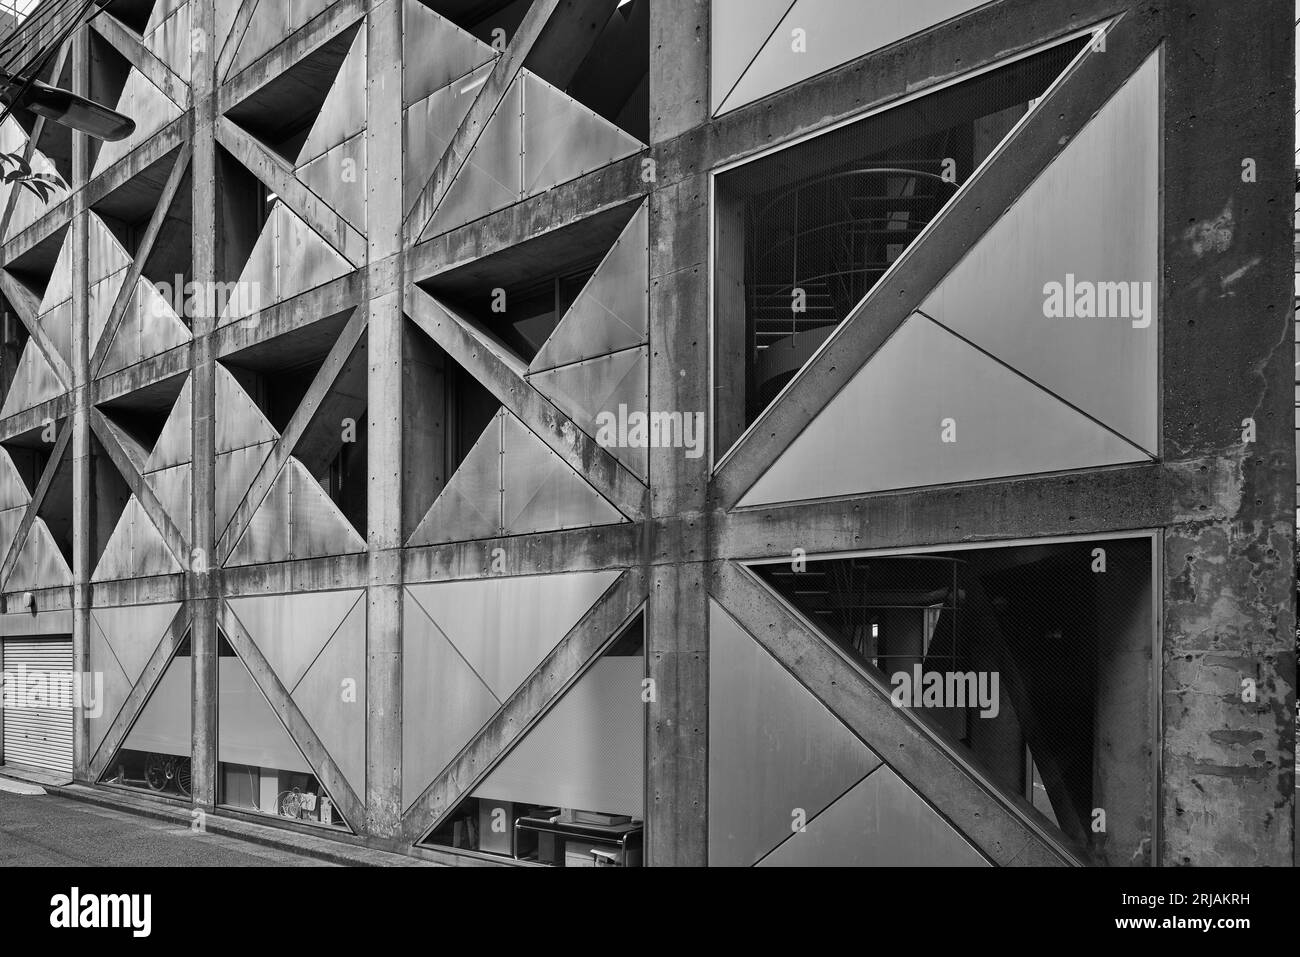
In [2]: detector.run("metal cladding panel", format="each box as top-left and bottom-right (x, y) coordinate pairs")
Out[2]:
(402, 0), (496, 107)
(0, 507), (25, 560)
(403, 60), (491, 212)
(287, 458), (366, 558)
(291, 597), (367, 795)
(89, 269), (128, 355)
(708, 599), (881, 867)
(100, 278), (192, 376)
(407, 568), (619, 701)
(92, 70), (182, 177)
(87, 213), (131, 286)
(221, 206), (279, 322)
(520, 70), (643, 197)
(144, 0), (187, 33)
(216, 441), (274, 536)
(297, 25), (367, 166)
(758, 766), (989, 867)
(229, 0), (292, 75)
(145, 377), (193, 472)
(290, 0), (333, 30)
(716, 0), (991, 115)
(406, 409), (502, 545)
(530, 202), (649, 373)
(215, 0), (238, 53)
(500, 410), (625, 534)
(145, 464), (191, 541)
(922, 52), (1160, 453)
(227, 589), (363, 692)
(5, 519), (72, 591)
(739, 315), (1148, 508)
(527, 346), (648, 478)
(297, 134), (367, 232)
(474, 656), (645, 819)
(227, 462), (293, 565)
(215, 366), (278, 454)
(0, 448), (28, 509)
(0, 340), (63, 417)
(218, 655), (313, 774)
(38, 299), (73, 369)
(709, 0), (794, 114)
(400, 591), (500, 810)
(273, 204), (354, 304)
(145, 2), (192, 80)
(91, 602), (182, 687)
(91, 495), (183, 582)
(122, 653), (190, 758)
(424, 76), (523, 238)
(40, 230), (73, 311)
(88, 619), (132, 757)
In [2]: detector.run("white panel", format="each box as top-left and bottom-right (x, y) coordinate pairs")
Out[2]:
(500, 411), (625, 534)
(530, 201), (649, 372)
(122, 653), (190, 758)
(100, 278), (191, 375)
(92, 70), (182, 177)
(90, 602), (181, 687)
(292, 597), (367, 795)
(402, 0), (496, 106)
(717, 0), (991, 115)
(921, 52), (1160, 451)
(144, 377), (192, 472)
(226, 589), (363, 692)
(297, 24), (367, 166)
(708, 599), (881, 866)
(216, 365), (278, 453)
(407, 568), (619, 701)
(3, 519), (72, 591)
(0, 340), (63, 418)
(710, 0), (797, 113)
(738, 315), (1148, 507)
(403, 60), (491, 212)
(297, 133), (366, 232)
(758, 766), (988, 866)
(401, 591), (500, 810)
(217, 656), (312, 774)
(475, 657), (645, 819)
(91, 496), (183, 582)
(521, 70), (643, 196)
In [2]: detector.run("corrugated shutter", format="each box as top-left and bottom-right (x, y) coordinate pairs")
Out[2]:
(2, 637), (74, 774)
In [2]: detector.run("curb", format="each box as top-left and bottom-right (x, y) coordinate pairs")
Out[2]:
(0, 775), (46, 795)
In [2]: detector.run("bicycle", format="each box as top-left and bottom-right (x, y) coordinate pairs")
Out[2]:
(143, 753), (191, 797)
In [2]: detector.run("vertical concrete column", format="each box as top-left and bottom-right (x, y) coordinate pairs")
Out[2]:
(70, 27), (90, 782)
(1160, 0), (1295, 865)
(645, 0), (710, 866)
(364, 0), (405, 841)
(189, 0), (219, 809)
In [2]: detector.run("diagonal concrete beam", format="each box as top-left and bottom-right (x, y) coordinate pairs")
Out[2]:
(0, 422), (70, 585)
(90, 11), (190, 110)
(0, 268), (73, 389)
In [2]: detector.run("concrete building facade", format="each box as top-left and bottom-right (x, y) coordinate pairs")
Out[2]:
(0, 0), (1292, 866)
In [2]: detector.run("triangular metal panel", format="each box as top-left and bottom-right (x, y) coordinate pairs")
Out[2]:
(144, 1), (192, 81)
(227, 589), (363, 693)
(406, 409), (502, 546)
(39, 229), (73, 312)
(291, 596), (367, 797)
(403, 60), (491, 212)
(216, 441), (274, 536)
(708, 598), (881, 867)
(144, 0), (188, 34)
(0, 340), (63, 418)
(710, 0), (795, 113)
(144, 377), (192, 472)
(738, 315), (1149, 507)
(291, 0), (334, 30)
(228, 0), (291, 76)
(297, 133), (366, 232)
(92, 69), (183, 176)
(145, 463), (191, 541)
(100, 278), (192, 375)
(215, 365), (278, 453)
(297, 24), (367, 166)
(920, 52), (1160, 452)
(217, 651), (313, 775)
(91, 601), (182, 687)
(400, 590), (500, 810)
(402, 0), (496, 107)
(0, 447), (29, 508)
(273, 203), (354, 306)
(91, 495), (183, 581)
(0, 507), (25, 563)
(529, 201), (649, 372)
(520, 69), (643, 196)
(407, 568), (619, 702)
(118, 650), (190, 760)
(6, 144), (61, 238)
(225, 460), (292, 565)
(3, 518), (72, 590)
(757, 766), (989, 867)
(227, 457), (364, 564)
(88, 212), (132, 286)
(38, 299), (73, 369)
(89, 268), (129, 356)
(88, 617), (133, 756)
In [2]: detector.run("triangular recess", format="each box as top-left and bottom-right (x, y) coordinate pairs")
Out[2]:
(407, 568), (619, 701)
(0, 340), (64, 418)
(921, 52), (1159, 452)
(758, 766), (988, 867)
(226, 589), (363, 693)
(88, 619), (133, 756)
(220, 203), (352, 322)
(296, 24), (367, 167)
(93, 69), (183, 177)
(144, 377), (192, 472)
(291, 596), (367, 798)
(708, 599), (882, 867)
(737, 315), (1148, 508)
(401, 589), (500, 810)
(3, 518), (72, 590)
(297, 133), (366, 233)
(227, 457), (366, 565)
(402, 0), (496, 106)
(100, 278), (192, 375)
(404, 60), (491, 214)
(405, 408), (502, 546)
(472, 639), (645, 818)
(91, 495), (183, 581)
(92, 602), (182, 687)
(529, 201), (649, 372)
(216, 365), (278, 453)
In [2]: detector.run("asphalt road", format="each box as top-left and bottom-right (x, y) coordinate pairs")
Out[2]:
(0, 790), (331, 866)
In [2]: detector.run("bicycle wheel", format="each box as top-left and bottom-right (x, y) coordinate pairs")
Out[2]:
(175, 758), (192, 797)
(143, 753), (168, 791)
(278, 790), (302, 819)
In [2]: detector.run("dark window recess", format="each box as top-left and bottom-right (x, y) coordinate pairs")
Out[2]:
(753, 536), (1153, 866)
(713, 37), (1087, 454)
(0, 304), (29, 401)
